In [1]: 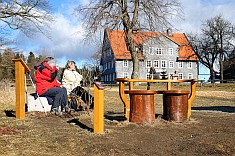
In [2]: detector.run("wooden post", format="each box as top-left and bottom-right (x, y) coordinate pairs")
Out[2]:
(12, 58), (30, 119)
(167, 82), (172, 90)
(188, 79), (197, 119)
(118, 80), (130, 120)
(93, 82), (104, 133)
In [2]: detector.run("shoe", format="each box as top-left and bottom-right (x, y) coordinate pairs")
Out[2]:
(63, 105), (71, 113)
(51, 107), (62, 116)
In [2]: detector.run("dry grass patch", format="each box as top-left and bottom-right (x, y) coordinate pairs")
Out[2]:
(0, 83), (234, 155)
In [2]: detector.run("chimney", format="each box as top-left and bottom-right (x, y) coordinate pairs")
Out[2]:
(167, 28), (173, 36)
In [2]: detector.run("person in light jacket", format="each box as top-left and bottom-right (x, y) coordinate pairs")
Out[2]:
(62, 61), (83, 94)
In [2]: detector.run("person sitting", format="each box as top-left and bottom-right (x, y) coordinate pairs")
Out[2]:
(35, 57), (70, 115)
(62, 61), (94, 109)
(62, 61), (83, 94)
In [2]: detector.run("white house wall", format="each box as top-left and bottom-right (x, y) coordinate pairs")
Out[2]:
(102, 33), (198, 83)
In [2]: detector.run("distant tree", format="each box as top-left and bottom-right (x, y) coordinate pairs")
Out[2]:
(1, 48), (15, 79)
(36, 55), (46, 64)
(188, 15), (235, 81)
(27, 51), (37, 78)
(15, 52), (26, 61)
(223, 47), (235, 79)
(75, 0), (182, 79)
(91, 48), (102, 82)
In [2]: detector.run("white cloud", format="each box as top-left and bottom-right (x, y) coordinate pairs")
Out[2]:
(172, 0), (235, 33)
(16, 11), (97, 67)
(14, 0), (235, 67)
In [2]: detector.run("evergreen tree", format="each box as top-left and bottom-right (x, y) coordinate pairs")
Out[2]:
(27, 52), (37, 80)
(1, 48), (15, 79)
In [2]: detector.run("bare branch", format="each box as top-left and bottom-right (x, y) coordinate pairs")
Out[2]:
(0, 0), (53, 38)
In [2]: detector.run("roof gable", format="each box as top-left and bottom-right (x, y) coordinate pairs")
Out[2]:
(105, 29), (198, 61)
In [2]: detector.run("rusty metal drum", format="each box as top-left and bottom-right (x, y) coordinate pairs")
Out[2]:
(161, 90), (190, 122)
(125, 90), (157, 124)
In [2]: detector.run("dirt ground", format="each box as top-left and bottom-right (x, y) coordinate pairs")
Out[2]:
(0, 84), (235, 156)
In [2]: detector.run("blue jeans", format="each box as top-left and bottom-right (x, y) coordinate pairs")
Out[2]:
(41, 87), (68, 108)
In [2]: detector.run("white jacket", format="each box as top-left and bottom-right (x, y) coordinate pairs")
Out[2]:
(62, 69), (83, 94)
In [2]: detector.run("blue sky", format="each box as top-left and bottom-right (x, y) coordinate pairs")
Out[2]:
(10, 0), (235, 67)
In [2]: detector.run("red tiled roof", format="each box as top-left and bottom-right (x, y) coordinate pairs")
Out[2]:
(106, 29), (198, 61)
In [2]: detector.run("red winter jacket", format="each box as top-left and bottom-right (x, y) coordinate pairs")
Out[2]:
(35, 62), (61, 95)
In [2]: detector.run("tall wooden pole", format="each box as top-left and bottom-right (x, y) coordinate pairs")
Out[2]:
(12, 58), (30, 119)
(93, 82), (104, 133)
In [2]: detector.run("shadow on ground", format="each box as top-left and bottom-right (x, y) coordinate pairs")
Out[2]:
(104, 112), (163, 121)
(4, 110), (15, 117)
(67, 119), (93, 132)
(104, 111), (126, 121)
(192, 106), (235, 113)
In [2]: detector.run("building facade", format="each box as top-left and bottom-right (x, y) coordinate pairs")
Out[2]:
(100, 29), (198, 83)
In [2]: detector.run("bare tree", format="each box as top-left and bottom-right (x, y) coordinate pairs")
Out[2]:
(75, 0), (182, 79)
(0, 0), (53, 38)
(188, 15), (235, 81)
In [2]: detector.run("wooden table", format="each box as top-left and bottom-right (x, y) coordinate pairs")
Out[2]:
(115, 78), (198, 120)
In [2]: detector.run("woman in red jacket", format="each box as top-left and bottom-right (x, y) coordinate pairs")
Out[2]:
(35, 58), (69, 115)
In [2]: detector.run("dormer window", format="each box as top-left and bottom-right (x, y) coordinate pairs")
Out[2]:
(167, 28), (173, 36)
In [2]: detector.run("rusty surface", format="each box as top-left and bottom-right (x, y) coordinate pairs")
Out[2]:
(162, 90), (189, 122)
(125, 90), (156, 124)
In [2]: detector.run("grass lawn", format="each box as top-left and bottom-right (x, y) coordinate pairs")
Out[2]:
(0, 83), (234, 155)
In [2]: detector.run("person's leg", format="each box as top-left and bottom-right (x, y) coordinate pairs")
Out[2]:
(61, 87), (68, 108)
(42, 87), (70, 114)
(41, 87), (63, 108)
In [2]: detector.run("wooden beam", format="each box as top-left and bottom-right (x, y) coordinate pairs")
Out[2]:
(12, 58), (30, 119)
(93, 82), (104, 133)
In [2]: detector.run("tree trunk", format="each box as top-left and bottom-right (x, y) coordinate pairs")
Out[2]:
(209, 69), (215, 84)
(220, 55), (224, 82)
(125, 30), (139, 79)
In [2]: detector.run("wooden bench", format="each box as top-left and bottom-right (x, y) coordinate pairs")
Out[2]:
(114, 78), (198, 120)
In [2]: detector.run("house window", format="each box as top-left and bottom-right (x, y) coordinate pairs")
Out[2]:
(146, 60), (152, 68)
(105, 75), (107, 81)
(113, 73), (116, 80)
(146, 73), (151, 79)
(107, 62), (110, 69)
(149, 47), (154, 55)
(161, 60), (167, 68)
(178, 62), (183, 68)
(104, 63), (107, 70)
(123, 60), (128, 67)
(179, 73), (183, 79)
(187, 62), (192, 69)
(107, 48), (112, 56)
(169, 61), (174, 68)
(188, 73), (193, 79)
(168, 48), (173, 55)
(155, 48), (162, 55)
(110, 74), (112, 81)
(109, 49), (112, 55)
(111, 61), (114, 68)
(153, 60), (159, 68)
(123, 72), (128, 78)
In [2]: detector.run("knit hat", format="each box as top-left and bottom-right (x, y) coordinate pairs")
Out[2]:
(47, 59), (56, 64)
